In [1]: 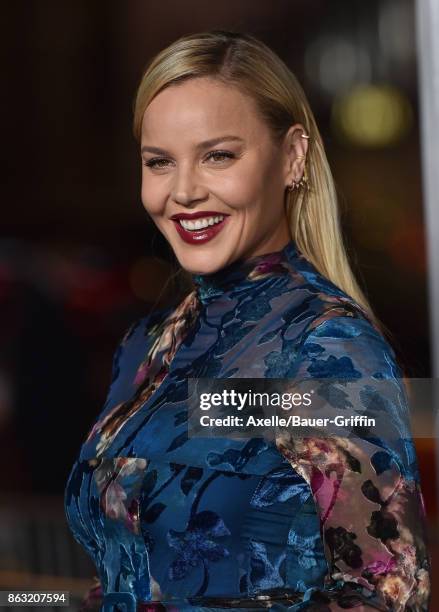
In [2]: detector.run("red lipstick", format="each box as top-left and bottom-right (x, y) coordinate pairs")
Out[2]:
(170, 211), (230, 245)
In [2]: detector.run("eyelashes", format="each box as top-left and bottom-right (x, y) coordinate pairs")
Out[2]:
(206, 151), (235, 163)
(143, 150), (236, 169)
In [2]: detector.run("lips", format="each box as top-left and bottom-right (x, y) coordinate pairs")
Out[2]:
(170, 211), (230, 245)
(170, 211), (229, 220)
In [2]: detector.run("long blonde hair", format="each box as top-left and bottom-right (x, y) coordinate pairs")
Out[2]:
(132, 29), (387, 336)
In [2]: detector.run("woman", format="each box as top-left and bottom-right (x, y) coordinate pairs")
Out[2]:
(64, 30), (430, 611)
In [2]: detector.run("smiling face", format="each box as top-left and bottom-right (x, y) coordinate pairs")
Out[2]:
(140, 76), (302, 275)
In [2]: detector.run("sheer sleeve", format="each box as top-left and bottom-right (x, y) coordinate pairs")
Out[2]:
(274, 312), (431, 611)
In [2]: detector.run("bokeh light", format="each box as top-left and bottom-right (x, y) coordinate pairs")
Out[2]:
(331, 83), (413, 147)
(305, 35), (371, 96)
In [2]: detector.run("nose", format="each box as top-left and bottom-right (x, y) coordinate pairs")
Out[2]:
(171, 161), (208, 207)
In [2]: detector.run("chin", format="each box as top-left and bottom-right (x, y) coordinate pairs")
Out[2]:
(178, 259), (225, 276)
(174, 247), (230, 276)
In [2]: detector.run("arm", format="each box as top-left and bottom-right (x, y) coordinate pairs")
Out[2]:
(275, 314), (430, 611)
(70, 318), (150, 609)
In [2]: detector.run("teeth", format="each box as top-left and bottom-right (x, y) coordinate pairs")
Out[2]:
(179, 215), (224, 231)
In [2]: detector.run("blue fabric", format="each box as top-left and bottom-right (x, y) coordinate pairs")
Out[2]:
(64, 239), (427, 611)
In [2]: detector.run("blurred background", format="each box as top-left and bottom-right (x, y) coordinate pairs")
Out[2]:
(1, 0), (437, 609)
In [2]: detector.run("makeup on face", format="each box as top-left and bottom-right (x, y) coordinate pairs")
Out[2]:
(170, 211), (230, 245)
(140, 77), (293, 274)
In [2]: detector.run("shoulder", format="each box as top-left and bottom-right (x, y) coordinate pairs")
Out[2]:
(288, 303), (417, 479)
(295, 309), (401, 382)
(282, 251), (377, 337)
(283, 250), (399, 378)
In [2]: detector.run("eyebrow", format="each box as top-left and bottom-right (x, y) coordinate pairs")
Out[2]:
(141, 135), (245, 155)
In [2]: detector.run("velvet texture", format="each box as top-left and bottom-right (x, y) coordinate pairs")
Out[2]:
(65, 240), (430, 611)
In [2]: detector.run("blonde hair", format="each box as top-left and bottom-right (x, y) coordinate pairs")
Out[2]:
(132, 29), (387, 337)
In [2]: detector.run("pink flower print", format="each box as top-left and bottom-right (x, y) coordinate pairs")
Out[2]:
(102, 480), (128, 520)
(133, 289), (200, 388)
(134, 361), (151, 386)
(365, 557), (398, 576)
(248, 254), (288, 280)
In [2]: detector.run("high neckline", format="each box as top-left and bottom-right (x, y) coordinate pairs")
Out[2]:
(192, 239), (298, 305)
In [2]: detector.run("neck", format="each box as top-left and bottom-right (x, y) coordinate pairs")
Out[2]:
(239, 229), (291, 261)
(191, 238), (298, 306)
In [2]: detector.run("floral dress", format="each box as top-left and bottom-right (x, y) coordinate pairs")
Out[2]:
(64, 240), (430, 611)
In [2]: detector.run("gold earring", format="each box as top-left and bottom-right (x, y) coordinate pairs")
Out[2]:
(289, 134), (310, 190)
(297, 170), (309, 190)
(287, 180), (296, 192)
(287, 171), (310, 192)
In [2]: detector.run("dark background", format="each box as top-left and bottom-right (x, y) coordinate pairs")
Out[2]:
(0, 1), (435, 608)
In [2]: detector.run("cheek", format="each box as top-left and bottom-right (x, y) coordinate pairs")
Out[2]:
(141, 175), (166, 217)
(215, 164), (266, 212)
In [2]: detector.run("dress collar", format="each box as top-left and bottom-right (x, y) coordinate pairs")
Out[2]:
(192, 239), (298, 305)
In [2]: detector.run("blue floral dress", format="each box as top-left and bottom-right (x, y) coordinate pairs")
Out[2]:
(64, 240), (430, 611)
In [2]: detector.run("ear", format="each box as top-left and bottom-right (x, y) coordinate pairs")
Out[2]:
(283, 123), (309, 188)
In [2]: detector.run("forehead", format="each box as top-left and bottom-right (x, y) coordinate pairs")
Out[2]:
(141, 77), (268, 142)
